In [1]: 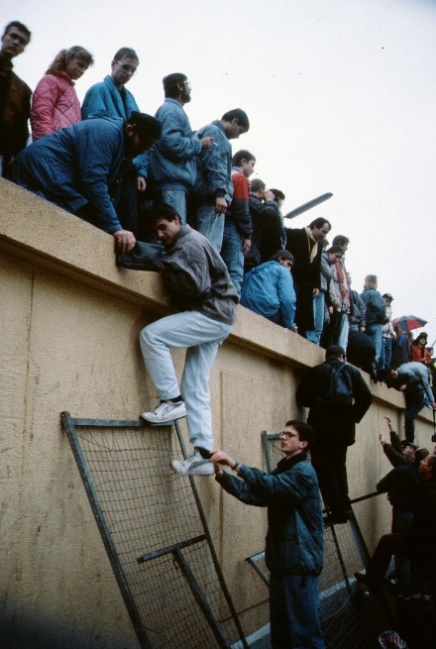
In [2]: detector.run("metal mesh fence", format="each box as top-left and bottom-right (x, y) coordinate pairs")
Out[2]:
(62, 413), (247, 649)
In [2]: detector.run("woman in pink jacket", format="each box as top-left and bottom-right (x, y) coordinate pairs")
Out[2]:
(31, 46), (93, 140)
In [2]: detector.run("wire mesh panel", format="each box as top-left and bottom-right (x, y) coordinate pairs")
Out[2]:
(61, 413), (247, 649)
(249, 431), (393, 649)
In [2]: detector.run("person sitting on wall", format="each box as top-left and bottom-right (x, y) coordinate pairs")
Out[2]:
(12, 112), (161, 254)
(240, 249), (297, 331)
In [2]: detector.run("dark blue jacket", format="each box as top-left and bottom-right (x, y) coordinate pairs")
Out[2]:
(13, 117), (127, 233)
(148, 98), (202, 190)
(217, 453), (324, 575)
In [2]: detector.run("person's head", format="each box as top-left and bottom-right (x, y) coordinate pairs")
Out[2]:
(400, 440), (419, 458)
(269, 189), (285, 205)
(309, 217), (331, 242)
(418, 454), (436, 480)
(250, 178), (266, 197)
(413, 447), (429, 464)
(46, 46), (94, 80)
(326, 245), (343, 265)
(332, 234), (349, 253)
(413, 332), (428, 346)
(124, 111), (161, 156)
(1, 21), (31, 60)
(151, 202), (182, 247)
(364, 274), (378, 290)
(270, 249), (294, 271)
(382, 293), (394, 306)
(162, 72), (191, 104)
(325, 345), (345, 362)
(221, 109), (250, 139)
(232, 150), (256, 177)
(279, 420), (317, 458)
(111, 47), (139, 87)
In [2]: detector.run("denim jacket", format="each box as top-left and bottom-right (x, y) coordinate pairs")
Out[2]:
(218, 453), (324, 575)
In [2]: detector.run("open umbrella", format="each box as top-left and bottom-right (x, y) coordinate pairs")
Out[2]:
(391, 315), (427, 332)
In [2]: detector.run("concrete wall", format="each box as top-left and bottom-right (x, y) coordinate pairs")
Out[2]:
(1, 179), (433, 647)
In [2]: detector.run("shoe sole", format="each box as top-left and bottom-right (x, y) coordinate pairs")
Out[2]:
(141, 410), (186, 423)
(170, 461), (214, 476)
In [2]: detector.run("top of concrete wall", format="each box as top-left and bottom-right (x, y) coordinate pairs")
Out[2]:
(0, 178), (404, 407)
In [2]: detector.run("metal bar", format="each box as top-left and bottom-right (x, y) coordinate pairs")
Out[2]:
(71, 417), (145, 428)
(173, 421), (249, 649)
(137, 535), (207, 564)
(173, 549), (230, 649)
(245, 555), (270, 587)
(61, 412), (153, 649)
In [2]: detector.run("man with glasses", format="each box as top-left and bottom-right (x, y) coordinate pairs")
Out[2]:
(0, 21), (32, 179)
(148, 72), (213, 223)
(210, 421), (325, 649)
(82, 48), (147, 236)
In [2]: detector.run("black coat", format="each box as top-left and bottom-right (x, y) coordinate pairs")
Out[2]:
(296, 359), (373, 446)
(285, 228), (322, 331)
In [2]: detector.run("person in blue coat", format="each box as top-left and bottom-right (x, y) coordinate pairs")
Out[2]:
(192, 108), (250, 250)
(240, 250), (297, 331)
(148, 72), (213, 223)
(81, 47), (148, 235)
(211, 420), (325, 649)
(13, 112), (161, 253)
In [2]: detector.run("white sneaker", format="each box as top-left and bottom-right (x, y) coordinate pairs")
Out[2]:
(171, 450), (214, 476)
(141, 400), (186, 423)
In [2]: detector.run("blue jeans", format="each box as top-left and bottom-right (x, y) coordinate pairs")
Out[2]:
(380, 337), (393, 370)
(305, 291), (325, 345)
(221, 220), (244, 296)
(366, 323), (383, 364)
(195, 204), (225, 251)
(140, 311), (232, 451)
(269, 573), (325, 649)
(160, 188), (187, 224)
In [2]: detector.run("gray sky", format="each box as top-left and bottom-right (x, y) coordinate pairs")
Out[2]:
(8, 0), (436, 343)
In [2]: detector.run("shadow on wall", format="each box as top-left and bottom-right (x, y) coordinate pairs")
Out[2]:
(0, 611), (136, 649)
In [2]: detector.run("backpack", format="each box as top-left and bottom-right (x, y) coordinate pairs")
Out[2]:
(322, 363), (354, 406)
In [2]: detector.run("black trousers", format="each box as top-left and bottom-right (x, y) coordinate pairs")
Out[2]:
(310, 442), (350, 518)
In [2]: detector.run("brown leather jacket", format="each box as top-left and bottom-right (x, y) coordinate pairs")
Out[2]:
(0, 58), (31, 176)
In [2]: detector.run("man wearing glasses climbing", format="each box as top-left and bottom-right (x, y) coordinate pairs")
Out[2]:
(210, 420), (325, 649)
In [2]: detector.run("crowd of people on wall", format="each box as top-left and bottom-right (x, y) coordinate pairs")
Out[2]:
(3, 19), (436, 648)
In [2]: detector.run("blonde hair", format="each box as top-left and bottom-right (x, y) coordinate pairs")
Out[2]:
(46, 46), (94, 76)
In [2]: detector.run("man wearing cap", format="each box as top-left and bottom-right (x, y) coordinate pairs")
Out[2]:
(13, 112), (161, 253)
(380, 293), (395, 372)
